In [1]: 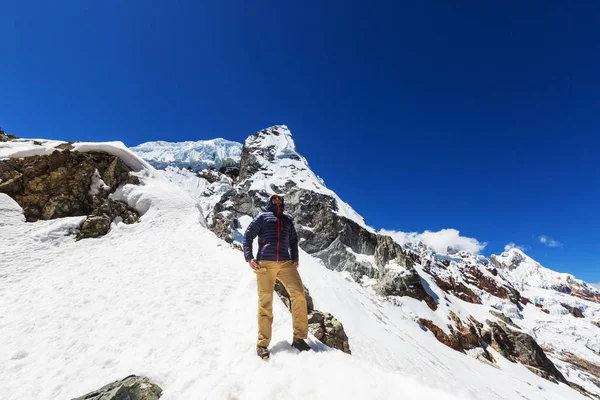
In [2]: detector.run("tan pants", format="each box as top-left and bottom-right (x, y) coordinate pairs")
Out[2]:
(255, 260), (308, 347)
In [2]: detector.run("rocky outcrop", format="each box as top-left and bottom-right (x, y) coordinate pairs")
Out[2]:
(424, 255), (520, 307)
(78, 198), (140, 240)
(482, 321), (567, 384)
(419, 318), (463, 352)
(420, 313), (565, 385)
(274, 279), (351, 354)
(0, 149), (140, 239)
(0, 127), (17, 141)
(308, 311), (351, 355)
(561, 303), (585, 318)
(489, 310), (521, 329)
(71, 375), (162, 400)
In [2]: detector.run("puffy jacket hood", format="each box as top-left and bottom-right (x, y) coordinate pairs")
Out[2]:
(266, 196), (284, 215)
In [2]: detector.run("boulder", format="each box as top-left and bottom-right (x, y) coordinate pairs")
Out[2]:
(78, 199), (140, 240)
(561, 303), (585, 318)
(273, 279), (350, 354)
(483, 321), (567, 384)
(308, 311), (351, 354)
(71, 375), (162, 400)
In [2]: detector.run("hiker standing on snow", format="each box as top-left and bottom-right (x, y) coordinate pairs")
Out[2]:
(243, 194), (310, 359)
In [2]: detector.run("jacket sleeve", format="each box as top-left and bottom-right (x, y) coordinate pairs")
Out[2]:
(243, 214), (263, 262)
(289, 220), (299, 261)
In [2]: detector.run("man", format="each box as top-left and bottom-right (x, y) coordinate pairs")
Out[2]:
(243, 194), (311, 359)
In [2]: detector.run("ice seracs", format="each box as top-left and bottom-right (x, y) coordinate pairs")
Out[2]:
(130, 137), (242, 172)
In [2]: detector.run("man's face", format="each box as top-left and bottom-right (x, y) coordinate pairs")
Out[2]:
(271, 196), (282, 206)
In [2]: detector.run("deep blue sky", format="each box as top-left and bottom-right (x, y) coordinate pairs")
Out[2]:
(2, 1), (598, 282)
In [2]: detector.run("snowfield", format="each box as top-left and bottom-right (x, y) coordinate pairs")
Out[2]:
(0, 139), (591, 399)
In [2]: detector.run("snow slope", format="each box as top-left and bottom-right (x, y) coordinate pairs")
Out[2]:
(0, 139), (588, 399)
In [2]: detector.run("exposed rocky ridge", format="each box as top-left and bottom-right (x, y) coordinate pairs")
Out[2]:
(71, 375), (162, 400)
(274, 280), (351, 354)
(0, 149), (140, 238)
(0, 127), (18, 141)
(420, 312), (568, 385)
(484, 320), (567, 384)
(422, 252), (520, 307)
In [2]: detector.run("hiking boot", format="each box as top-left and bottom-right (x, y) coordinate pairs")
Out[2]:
(256, 345), (270, 359)
(291, 338), (311, 352)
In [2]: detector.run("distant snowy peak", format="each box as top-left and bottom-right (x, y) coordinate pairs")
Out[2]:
(131, 138), (242, 172)
(239, 125), (322, 189)
(239, 125), (369, 229)
(490, 248), (599, 298)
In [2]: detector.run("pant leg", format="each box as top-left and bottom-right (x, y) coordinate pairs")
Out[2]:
(276, 260), (309, 340)
(255, 260), (280, 347)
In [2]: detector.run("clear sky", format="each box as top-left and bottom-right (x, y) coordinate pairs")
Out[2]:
(1, 1), (598, 283)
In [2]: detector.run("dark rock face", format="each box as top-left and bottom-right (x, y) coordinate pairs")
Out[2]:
(484, 321), (567, 384)
(420, 313), (566, 385)
(308, 311), (351, 354)
(561, 303), (585, 318)
(274, 279), (351, 354)
(424, 256), (520, 307)
(419, 318), (463, 352)
(71, 375), (162, 400)
(0, 127), (17, 141)
(489, 310), (521, 329)
(0, 149), (140, 239)
(78, 199), (140, 240)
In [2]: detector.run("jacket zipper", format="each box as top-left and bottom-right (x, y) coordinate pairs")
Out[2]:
(276, 206), (281, 261)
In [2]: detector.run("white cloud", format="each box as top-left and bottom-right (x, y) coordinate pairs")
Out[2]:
(539, 235), (562, 248)
(504, 242), (526, 252)
(380, 228), (487, 254)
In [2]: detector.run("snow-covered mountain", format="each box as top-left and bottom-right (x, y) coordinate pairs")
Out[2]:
(1, 127), (599, 399)
(491, 248), (600, 300)
(130, 138), (242, 172)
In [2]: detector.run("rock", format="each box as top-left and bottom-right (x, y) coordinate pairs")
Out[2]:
(561, 303), (585, 318)
(0, 149), (140, 240)
(71, 375), (162, 400)
(433, 275), (480, 304)
(0, 150), (139, 222)
(78, 198), (140, 240)
(489, 310), (521, 329)
(0, 127), (17, 141)
(484, 321), (567, 384)
(274, 279), (314, 313)
(419, 318), (463, 352)
(308, 311), (351, 354)
(448, 311), (481, 350)
(79, 216), (112, 239)
(55, 142), (75, 150)
(273, 280), (350, 354)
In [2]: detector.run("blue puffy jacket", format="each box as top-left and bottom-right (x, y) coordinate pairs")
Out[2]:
(243, 197), (299, 262)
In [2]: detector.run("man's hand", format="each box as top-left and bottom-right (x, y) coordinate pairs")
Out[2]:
(293, 260), (299, 268)
(249, 259), (260, 270)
